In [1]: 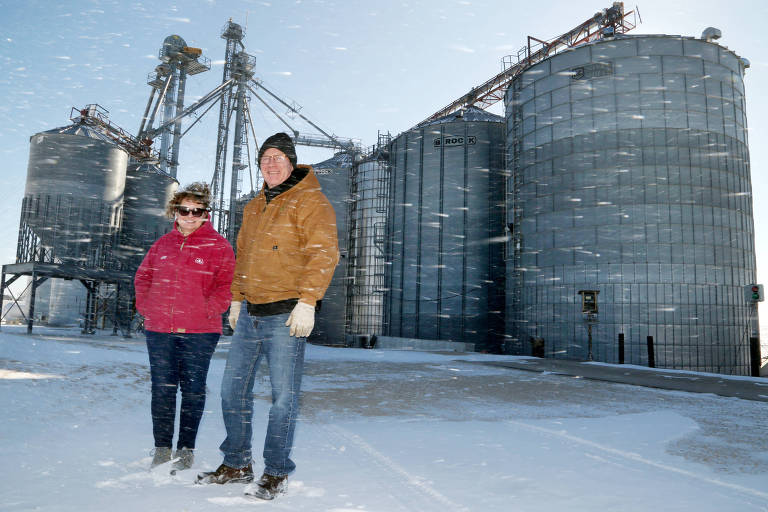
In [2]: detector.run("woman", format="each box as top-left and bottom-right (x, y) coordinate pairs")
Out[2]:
(134, 182), (235, 472)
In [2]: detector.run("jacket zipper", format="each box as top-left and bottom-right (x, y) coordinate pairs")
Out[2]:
(170, 235), (188, 332)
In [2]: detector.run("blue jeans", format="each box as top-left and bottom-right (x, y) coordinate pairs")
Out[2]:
(219, 305), (306, 476)
(145, 331), (220, 450)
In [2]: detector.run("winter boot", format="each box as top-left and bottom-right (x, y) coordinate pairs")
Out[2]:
(150, 447), (172, 468)
(244, 473), (288, 500)
(195, 463), (254, 484)
(170, 447), (194, 473)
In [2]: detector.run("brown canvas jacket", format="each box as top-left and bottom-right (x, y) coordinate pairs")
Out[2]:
(231, 165), (340, 307)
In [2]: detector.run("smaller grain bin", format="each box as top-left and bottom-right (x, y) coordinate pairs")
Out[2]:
(346, 143), (390, 340)
(47, 279), (87, 327)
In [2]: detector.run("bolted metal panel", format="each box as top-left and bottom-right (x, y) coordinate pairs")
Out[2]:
(506, 35), (756, 375)
(386, 108), (507, 351)
(22, 126), (128, 267)
(117, 162), (179, 272)
(308, 153), (352, 346)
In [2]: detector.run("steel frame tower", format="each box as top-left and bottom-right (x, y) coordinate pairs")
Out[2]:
(225, 51), (256, 241)
(137, 20), (357, 246)
(208, 20), (357, 244)
(212, 20), (245, 235)
(138, 35), (210, 177)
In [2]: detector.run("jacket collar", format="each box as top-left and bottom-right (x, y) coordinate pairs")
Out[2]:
(263, 165), (310, 204)
(172, 217), (217, 239)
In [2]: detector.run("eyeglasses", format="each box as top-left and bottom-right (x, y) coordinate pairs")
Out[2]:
(260, 154), (287, 165)
(175, 205), (209, 217)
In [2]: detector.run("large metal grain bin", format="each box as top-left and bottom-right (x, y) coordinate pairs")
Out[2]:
(506, 34), (756, 374)
(386, 107), (507, 352)
(22, 123), (127, 268)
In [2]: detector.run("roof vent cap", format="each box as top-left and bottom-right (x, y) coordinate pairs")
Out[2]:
(741, 57), (751, 70)
(701, 27), (722, 42)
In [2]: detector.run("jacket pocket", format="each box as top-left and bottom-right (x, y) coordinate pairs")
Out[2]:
(248, 240), (291, 293)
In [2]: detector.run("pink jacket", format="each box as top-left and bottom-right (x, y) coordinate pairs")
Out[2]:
(134, 221), (235, 334)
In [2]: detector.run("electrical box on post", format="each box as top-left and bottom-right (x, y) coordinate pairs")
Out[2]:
(578, 290), (599, 313)
(745, 284), (764, 303)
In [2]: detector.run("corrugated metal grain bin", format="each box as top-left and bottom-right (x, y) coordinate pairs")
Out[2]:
(506, 34), (756, 374)
(387, 107), (507, 352)
(22, 124), (127, 267)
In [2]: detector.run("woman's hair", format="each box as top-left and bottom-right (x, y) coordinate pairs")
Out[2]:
(166, 182), (212, 217)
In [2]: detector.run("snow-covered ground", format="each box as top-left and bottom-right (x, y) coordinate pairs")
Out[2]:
(1, 325), (767, 512)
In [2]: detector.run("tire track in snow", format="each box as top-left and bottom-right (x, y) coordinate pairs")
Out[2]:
(507, 418), (768, 501)
(322, 424), (470, 512)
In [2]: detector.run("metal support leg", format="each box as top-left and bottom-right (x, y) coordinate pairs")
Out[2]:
(112, 282), (120, 336)
(0, 269), (5, 331)
(26, 274), (49, 335)
(28, 271), (37, 334)
(81, 280), (97, 335)
(0, 273), (25, 327)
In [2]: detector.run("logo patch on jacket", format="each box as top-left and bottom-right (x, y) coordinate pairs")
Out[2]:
(195, 258), (204, 264)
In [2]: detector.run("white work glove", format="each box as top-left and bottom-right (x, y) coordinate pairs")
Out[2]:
(285, 301), (315, 338)
(228, 301), (242, 330)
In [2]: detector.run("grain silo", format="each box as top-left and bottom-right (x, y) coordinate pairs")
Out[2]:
(346, 136), (390, 343)
(506, 33), (756, 374)
(117, 161), (178, 270)
(309, 152), (353, 346)
(22, 122), (127, 267)
(386, 107), (507, 352)
(47, 278), (86, 326)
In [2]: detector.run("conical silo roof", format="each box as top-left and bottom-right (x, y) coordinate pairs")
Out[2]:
(313, 151), (353, 169)
(417, 105), (504, 128)
(37, 123), (116, 144)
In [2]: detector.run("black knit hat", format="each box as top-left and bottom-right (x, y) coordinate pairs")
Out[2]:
(258, 132), (297, 169)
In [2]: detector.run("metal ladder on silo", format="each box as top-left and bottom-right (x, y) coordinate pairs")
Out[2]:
(508, 78), (525, 354)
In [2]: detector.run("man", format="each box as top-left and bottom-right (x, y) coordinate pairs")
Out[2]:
(196, 133), (339, 500)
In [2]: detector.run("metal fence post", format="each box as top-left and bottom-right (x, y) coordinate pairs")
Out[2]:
(750, 337), (761, 377)
(618, 333), (624, 364)
(646, 335), (655, 368)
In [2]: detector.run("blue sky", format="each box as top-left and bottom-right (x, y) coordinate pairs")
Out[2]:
(2, 0), (768, 336)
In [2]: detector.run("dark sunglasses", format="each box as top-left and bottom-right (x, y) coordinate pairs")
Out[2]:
(175, 205), (209, 217)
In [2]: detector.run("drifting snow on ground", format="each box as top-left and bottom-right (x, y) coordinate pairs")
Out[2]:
(1, 325), (768, 511)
